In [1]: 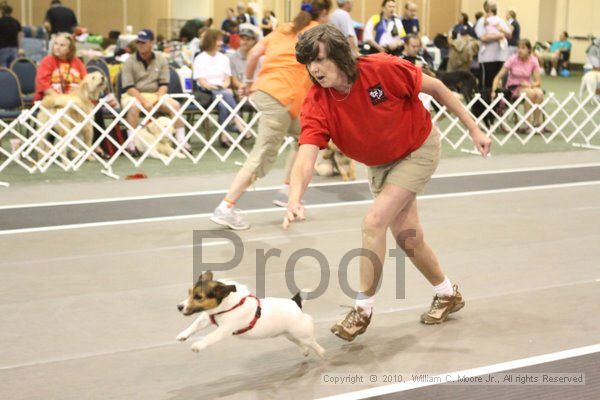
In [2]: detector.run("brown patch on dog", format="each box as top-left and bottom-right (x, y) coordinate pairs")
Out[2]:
(181, 271), (237, 315)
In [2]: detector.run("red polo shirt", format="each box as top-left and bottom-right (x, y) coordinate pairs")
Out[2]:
(299, 53), (432, 166)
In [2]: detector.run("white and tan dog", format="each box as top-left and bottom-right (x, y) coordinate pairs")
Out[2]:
(177, 271), (325, 358)
(37, 72), (107, 159)
(579, 70), (600, 99)
(134, 116), (186, 161)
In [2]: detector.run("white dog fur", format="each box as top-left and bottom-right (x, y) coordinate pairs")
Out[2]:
(177, 273), (325, 358)
(579, 70), (600, 99)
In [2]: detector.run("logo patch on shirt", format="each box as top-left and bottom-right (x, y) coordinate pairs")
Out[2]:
(368, 84), (386, 105)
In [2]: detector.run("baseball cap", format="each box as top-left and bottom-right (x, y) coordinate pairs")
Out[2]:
(136, 29), (155, 43)
(239, 28), (257, 39)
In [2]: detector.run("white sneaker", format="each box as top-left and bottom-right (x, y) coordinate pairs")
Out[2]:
(272, 190), (289, 207)
(550, 68), (557, 77)
(210, 207), (250, 230)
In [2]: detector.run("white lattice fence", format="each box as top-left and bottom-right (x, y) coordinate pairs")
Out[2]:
(1, 92), (599, 180)
(431, 91), (600, 153)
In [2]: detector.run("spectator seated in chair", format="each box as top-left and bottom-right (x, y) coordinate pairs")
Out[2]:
(535, 31), (571, 77)
(35, 32), (117, 160)
(120, 29), (189, 155)
(192, 28), (246, 148)
(492, 39), (549, 134)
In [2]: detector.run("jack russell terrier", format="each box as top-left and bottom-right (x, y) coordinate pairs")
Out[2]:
(177, 271), (325, 358)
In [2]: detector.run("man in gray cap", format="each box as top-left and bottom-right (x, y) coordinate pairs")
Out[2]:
(120, 29), (189, 154)
(228, 28), (259, 94)
(329, 0), (359, 55)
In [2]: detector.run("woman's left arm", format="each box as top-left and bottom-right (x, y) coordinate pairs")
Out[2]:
(421, 74), (491, 157)
(223, 75), (231, 89)
(530, 69), (541, 88)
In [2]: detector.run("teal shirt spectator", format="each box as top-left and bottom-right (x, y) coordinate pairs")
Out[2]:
(550, 40), (571, 53)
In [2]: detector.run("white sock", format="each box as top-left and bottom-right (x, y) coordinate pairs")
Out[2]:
(126, 129), (136, 150)
(217, 199), (234, 213)
(175, 127), (185, 142)
(281, 183), (290, 194)
(355, 293), (375, 316)
(433, 276), (454, 297)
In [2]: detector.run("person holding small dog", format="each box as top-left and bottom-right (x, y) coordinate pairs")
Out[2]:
(286, 24), (491, 342)
(120, 29), (188, 155)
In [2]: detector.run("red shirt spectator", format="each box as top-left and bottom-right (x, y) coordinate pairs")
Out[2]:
(34, 32), (86, 101)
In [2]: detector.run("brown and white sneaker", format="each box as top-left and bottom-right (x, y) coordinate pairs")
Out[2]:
(330, 306), (372, 341)
(420, 284), (465, 325)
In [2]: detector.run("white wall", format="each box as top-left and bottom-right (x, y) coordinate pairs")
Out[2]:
(170, 0), (212, 20)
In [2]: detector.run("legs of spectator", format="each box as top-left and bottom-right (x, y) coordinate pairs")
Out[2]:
(125, 103), (141, 153)
(213, 89), (248, 145)
(550, 51), (560, 76)
(92, 111), (110, 159)
(160, 96), (190, 151)
(480, 61), (504, 92)
(522, 88), (546, 130)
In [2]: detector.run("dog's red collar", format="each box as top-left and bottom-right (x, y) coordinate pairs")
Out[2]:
(209, 294), (262, 336)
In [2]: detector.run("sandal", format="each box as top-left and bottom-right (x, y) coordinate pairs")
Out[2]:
(219, 134), (232, 148)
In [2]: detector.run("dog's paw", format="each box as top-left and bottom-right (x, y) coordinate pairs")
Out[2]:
(176, 330), (191, 341)
(191, 341), (206, 353)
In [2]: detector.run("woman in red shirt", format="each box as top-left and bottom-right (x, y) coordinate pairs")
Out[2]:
(35, 32), (86, 101)
(286, 24), (491, 342)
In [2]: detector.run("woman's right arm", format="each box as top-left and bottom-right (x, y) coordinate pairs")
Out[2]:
(491, 66), (508, 97)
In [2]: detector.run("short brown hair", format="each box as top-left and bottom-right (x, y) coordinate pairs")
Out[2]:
(295, 24), (358, 85)
(54, 32), (77, 60)
(200, 28), (222, 52)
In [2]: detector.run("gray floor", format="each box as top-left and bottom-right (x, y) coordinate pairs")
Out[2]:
(1, 152), (599, 399)
(374, 352), (599, 400)
(1, 165), (599, 231)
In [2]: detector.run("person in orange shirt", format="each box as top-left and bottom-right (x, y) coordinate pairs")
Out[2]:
(210, 0), (332, 230)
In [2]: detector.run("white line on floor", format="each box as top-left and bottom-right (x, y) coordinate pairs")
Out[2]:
(0, 181), (600, 236)
(316, 343), (600, 400)
(1, 180), (599, 236)
(0, 179), (369, 210)
(1, 162), (599, 210)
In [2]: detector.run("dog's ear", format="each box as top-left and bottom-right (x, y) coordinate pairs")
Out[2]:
(214, 284), (236, 299)
(199, 271), (213, 282)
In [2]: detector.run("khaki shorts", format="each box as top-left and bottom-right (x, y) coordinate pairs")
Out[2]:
(368, 128), (441, 196)
(120, 92), (160, 108)
(242, 90), (300, 179)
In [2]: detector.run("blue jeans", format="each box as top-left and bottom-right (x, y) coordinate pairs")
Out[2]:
(0, 47), (18, 67)
(211, 88), (239, 127)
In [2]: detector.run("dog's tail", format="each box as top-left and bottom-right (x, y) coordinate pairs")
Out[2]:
(291, 292), (306, 309)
